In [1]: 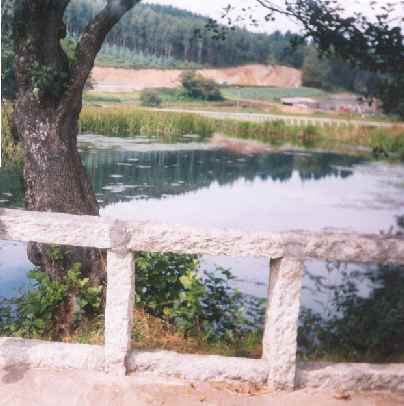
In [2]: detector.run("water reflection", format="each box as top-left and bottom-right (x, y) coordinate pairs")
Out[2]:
(0, 166), (24, 208)
(0, 241), (32, 298)
(80, 147), (362, 206)
(0, 140), (403, 361)
(299, 260), (404, 362)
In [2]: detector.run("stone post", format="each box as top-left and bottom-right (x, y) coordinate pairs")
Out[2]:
(262, 257), (304, 391)
(104, 249), (135, 375)
(104, 220), (134, 375)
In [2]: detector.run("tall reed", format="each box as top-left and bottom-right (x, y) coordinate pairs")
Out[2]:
(80, 107), (215, 139)
(80, 107), (404, 158)
(1, 103), (24, 167)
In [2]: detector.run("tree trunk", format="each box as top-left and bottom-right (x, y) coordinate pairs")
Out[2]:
(12, 0), (139, 337)
(14, 91), (106, 336)
(17, 98), (104, 274)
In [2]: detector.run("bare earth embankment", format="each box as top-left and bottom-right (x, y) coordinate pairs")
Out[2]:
(91, 64), (302, 92)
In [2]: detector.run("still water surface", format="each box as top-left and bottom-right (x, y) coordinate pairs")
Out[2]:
(1, 135), (403, 359)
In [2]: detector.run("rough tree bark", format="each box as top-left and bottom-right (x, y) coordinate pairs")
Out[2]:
(13, 0), (139, 335)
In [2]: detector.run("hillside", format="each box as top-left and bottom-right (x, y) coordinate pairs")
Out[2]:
(91, 64), (302, 92)
(65, 0), (303, 69)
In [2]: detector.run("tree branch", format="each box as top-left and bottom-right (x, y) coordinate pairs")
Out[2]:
(254, 0), (404, 74)
(51, 0), (71, 17)
(59, 0), (139, 115)
(254, 0), (294, 18)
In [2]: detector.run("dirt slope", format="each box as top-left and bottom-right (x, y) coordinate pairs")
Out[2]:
(91, 64), (302, 92)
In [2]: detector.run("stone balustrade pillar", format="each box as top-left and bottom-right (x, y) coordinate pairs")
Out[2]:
(262, 257), (304, 391)
(104, 249), (135, 375)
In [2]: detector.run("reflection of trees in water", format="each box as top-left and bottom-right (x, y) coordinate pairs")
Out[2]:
(299, 262), (404, 362)
(300, 217), (404, 363)
(0, 166), (24, 208)
(0, 148), (365, 207)
(80, 148), (364, 206)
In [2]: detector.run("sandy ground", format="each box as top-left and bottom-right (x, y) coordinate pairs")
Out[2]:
(0, 367), (403, 406)
(91, 64), (302, 92)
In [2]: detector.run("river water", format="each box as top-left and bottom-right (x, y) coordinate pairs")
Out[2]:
(1, 134), (403, 360)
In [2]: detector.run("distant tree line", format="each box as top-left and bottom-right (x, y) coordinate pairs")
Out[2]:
(63, 1), (379, 96)
(64, 0), (304, 68)
(1, 0), (382, 107)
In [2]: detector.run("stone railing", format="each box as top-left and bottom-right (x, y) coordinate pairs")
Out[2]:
(1, 208), (404, 392)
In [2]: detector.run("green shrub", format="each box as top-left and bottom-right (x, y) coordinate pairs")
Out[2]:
(180, 71), (224, 101)
(135, 252), (265, 342)
(139, 88), (162, 107)
(300, 125), (321, 147)
(0, 263), (102, 338)
(0, 250), (264, 345)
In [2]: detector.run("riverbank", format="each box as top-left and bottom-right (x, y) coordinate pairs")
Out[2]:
(79, 106), (404, 160)
(3, 104), (403, 168)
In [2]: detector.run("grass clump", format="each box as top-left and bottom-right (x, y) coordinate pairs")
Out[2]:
(370, 128), (404, 160)
(217, 119), (404, 158)
(80, 106), (215, 139)
(79, 106), (404, 158)
(216, 119), (324, 148)
(222, 86), (327, 102)
(1, 103), (23, 167)
(83, 91), (140, 105)
(139, 88), (162, 107)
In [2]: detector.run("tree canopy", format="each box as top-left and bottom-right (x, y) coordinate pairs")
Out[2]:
(248, 0), (404, 116)
(64, 0), (304, 68)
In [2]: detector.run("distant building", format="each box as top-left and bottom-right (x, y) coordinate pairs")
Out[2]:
(318, 94), (379, 114)
(281, 97), (319, 109)
(281, 94), (379, 114)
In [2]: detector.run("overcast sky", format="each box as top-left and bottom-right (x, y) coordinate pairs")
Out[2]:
(145, 0), (401, 33)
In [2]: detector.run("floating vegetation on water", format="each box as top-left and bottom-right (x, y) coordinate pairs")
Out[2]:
(102, 184), (127, 193)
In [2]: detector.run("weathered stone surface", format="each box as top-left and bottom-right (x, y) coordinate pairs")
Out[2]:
(0, 208), (113, 248)
(263, 258), (304, 391)
(2, 208), (404, 264)
(127, 221), (404, 264)
(129, 350), (269, 384)
(2, 208), (404, 391)
(0, 338), (104, 370)
(0, 338), (403, 394)
(297, 362), (404, 393)
(105, 250), (135, 375)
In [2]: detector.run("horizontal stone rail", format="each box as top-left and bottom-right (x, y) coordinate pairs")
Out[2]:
(1, 209), (404, 263)
(1, 208), (404, 391)
(0, 339), (403, 393)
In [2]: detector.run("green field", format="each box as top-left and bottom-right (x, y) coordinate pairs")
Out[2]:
(222, 86), (327, 102)
(83, 91), (140, 105)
